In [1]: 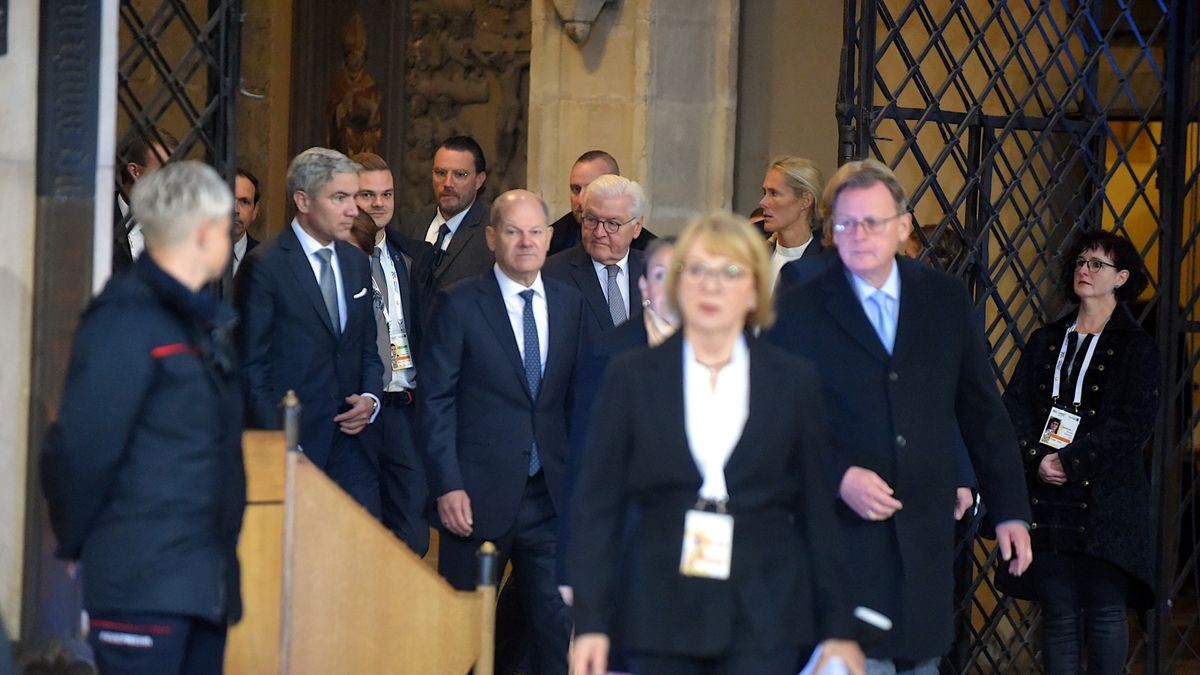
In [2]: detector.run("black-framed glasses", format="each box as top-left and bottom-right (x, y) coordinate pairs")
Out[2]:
(831, 213), (905, 235)
(582, 213), (638, 234)
(679, 261), (747, 286)
(1074, 257), (1119, 272)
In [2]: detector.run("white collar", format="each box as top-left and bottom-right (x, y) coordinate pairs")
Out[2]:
(493, 264), (546, 299)
(590, 250), (631, 275)
(849, 258), (901, 304)
(438, 200), (476, 234)
(291, 218), (335, 259)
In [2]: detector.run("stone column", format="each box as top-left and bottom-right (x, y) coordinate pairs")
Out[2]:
(529, 0), (739, 235)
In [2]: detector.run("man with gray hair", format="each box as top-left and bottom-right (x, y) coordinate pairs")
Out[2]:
(44, 161), (246, 672)
(236, 147), (385, 516)
(544, 173), (647, 340)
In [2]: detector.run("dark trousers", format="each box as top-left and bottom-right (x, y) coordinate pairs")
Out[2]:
(324, 432), (381, 519)
(438, 472), (570, 675)
(1033, 550), (1131, 675)
(630, 647), (802, 675)
(361, 402), (429, 555)
(87, 612), (226, 675)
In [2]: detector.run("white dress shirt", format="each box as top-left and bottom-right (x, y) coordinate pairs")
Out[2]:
(590, 251), (631, 316)
(292, 219), (347, 332)
(683, 336), (750, 502)
(118, 195), (145, 260)
(376, 240), (416, 391)
(424, 202), (475, 250)
(494, 265), (549, 371)
(232, 233), (249, 277)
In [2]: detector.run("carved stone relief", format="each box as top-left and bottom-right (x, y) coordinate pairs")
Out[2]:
(400, 0), (531, 210)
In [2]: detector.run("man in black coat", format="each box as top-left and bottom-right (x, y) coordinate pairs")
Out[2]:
(547, 150), (656, 255)
(768, 159), (1032, 671)
(397, 136), (495, 306)
(544, 174), (646, 341)
(113, 127), (178, 275)
(43, 161), (245, 672)
(237, 147), (384, 516)
(421, 189), (583, 675)
(350, 151), (431, 555)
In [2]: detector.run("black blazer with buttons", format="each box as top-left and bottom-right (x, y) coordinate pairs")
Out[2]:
(570, 333), (854, 658)
(998, 304), (1158, 606)
(767, 255), (1031, 661)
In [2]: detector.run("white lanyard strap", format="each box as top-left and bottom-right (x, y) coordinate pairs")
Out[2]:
(1050, 323), (1101, 408)
(374, 250), (406, 331)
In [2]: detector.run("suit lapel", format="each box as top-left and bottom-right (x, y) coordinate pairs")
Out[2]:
(890, 257), (922, 364)
(628, 249), (644, 311)
(541, 280), (571, 393)
(820, 259), (891, 363)
(335, 240), (367, 344)
(435, 200), (484, 280)
(281, 226), (338, 337)
(385, 233), (416, 332)
(569, 249), (614, 330)
(477, 274), (534, 401)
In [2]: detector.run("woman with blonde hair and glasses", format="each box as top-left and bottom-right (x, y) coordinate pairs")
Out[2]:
(569, 211), (864, 675)
(759, 155), (826, 288)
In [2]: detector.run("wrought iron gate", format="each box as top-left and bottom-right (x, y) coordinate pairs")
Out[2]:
(838, 1), (1200, 672)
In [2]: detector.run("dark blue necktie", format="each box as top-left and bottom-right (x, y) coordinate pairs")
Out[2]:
(520, 289), (542, 475)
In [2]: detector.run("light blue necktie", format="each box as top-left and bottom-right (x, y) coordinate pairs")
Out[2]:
(868, 290), (895, 354)
(520, 289), (542, 475)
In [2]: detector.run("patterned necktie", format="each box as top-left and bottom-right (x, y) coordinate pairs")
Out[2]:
(315, 248), (341, 334)
(520, 289), (542, 475)
(606, 264), (627, 326)
(868, 290), (895, 354)
(371, 247), (389, 308)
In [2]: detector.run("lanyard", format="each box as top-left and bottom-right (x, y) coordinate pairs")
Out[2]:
(1050, 323), (1101, 409)
(373, 248), (406, 331)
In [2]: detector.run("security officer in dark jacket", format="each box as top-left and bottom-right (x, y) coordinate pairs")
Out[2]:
(43, 161), (245, 674)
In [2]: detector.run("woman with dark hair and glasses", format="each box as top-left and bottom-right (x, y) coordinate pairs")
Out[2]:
(999, 229), (1159, 674)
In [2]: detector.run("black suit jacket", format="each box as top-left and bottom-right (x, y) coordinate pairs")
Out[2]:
(777, 245), (837, 290)
(374, 226), (426, 368)
(235, 223), (383, 468)
(543, 245), (644, 340)
(570, 334), (853, 657)
(112, 193), (134, 275)
(547, 212), (659, 256)
(420, 271), (584, 539)
(767, 256), (1031, 660)
(399, 199), (494, 300)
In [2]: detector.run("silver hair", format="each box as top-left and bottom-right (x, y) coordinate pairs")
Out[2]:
(286, 147), (362, 198)
(490, 189), (551, 226)
(582, 174), (646, 220)
(130, 160), (233, 248)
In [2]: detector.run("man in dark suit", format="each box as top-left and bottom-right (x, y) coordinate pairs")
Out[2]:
(768, 159), (1032, 673)
(422, 189), (583, 675)
(547, 150), (656, 255)
(232, 167), (262, 277)
(398, 135), (495, 302)
(113, 127), (178, 275)
(350, 151), (430, 555)
(237, 147), (385, 516)
(544, 174), (645, 340)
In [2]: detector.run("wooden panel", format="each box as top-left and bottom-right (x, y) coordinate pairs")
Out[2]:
(225, 502), (284, 674)
(281, 453), (483, 674)
(243, 430), (286, 503)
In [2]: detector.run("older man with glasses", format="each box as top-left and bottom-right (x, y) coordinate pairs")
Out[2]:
(543, 174), (647, 341)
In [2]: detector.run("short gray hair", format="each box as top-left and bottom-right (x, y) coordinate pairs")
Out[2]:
(130, 161), (232, 248)
(582, 174), (646, 220)
(287, 147), (362, 198)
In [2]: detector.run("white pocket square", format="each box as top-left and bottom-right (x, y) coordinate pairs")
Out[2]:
(352, 287), (368, 299)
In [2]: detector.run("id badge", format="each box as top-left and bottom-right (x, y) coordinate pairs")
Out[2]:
(680, 509), (734, 580)
(1039, 407), (1081, 449)
(389, 324), (413, 371)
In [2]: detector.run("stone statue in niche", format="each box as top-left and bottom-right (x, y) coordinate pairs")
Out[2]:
(402, 1), (530, 201)
(327, 13), (382, 156)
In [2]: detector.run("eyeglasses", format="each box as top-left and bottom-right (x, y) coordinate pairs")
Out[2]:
(582, 213), (638, 234)
(679, 262), (747, 286)
(831, 213), (905, 235)
(1075, 257), (1119, 272)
